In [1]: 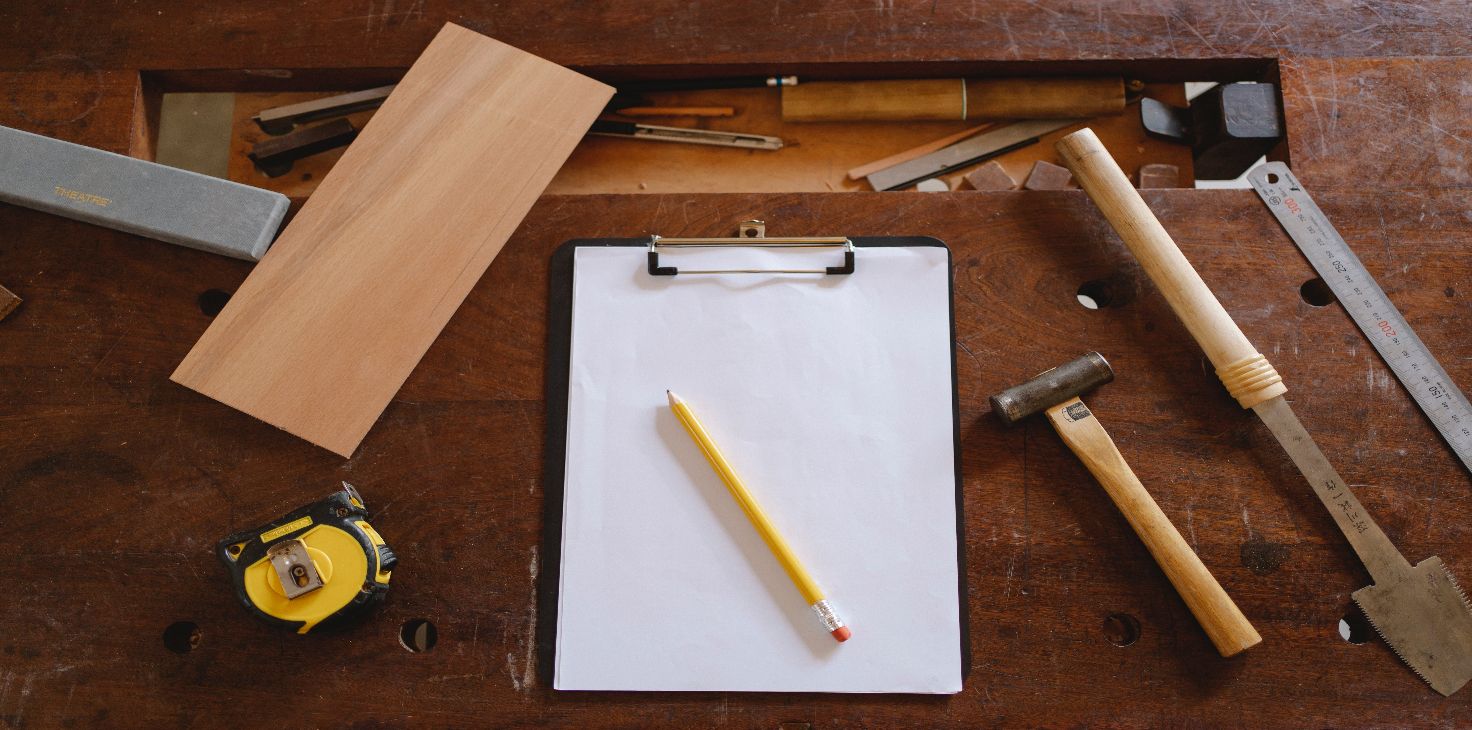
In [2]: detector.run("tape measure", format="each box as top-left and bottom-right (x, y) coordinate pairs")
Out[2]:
(1249, 162), (1472, 474)
(217, 483), (395, 634)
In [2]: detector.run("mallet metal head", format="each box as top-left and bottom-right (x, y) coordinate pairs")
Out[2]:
(989, 352), (1115, 426)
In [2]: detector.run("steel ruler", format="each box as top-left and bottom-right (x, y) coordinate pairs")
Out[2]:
(1248, 161), (1472, 474)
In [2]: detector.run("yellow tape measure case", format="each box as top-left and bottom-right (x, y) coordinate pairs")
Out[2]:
(217, 483), (395, 634)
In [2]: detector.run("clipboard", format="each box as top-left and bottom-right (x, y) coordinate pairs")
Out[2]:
(539, 226), (970, 692)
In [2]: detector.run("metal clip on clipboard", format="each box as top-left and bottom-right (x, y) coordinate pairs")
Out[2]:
(647, 220), (856, 276)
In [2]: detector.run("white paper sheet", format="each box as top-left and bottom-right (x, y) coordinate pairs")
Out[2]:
(555, 244), (962, 693)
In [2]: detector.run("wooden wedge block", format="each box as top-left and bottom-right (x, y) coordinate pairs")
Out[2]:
(961, 161), (1017, 191)
(1138, 162), (1183, 188)
(0, 284), (19, 321)
(172, 23), (613, 457)
(1023, 160), (1074, 190)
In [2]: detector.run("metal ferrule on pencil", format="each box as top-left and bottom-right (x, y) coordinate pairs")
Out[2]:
(811, 599), (846, 633)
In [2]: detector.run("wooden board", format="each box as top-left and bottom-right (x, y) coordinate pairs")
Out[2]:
(171, 23), (613, 457)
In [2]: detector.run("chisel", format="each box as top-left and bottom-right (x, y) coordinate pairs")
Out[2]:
(1057, 128), (1472, 696)
(865, 118), (1079, 191)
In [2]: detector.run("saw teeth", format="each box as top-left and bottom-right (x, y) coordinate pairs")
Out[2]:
(1442, 565), (1472, 613)
(1353, 598), (1436, 688)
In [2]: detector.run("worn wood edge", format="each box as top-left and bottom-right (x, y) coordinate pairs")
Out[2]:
(170, 22), (614, 458)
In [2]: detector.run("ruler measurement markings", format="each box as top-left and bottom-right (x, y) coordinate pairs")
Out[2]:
(1249, 162), (1472, 474)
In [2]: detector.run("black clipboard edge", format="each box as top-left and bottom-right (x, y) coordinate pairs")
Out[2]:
(537, 237), (970, 690)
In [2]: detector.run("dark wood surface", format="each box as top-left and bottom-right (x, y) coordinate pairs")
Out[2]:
(2, 2), (1471, 727)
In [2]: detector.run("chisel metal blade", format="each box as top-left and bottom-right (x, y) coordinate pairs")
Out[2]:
(1253, 395), (1472, 696)
(866, 118), (1080, 191)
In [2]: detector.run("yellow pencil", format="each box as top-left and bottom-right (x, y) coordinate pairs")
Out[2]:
(667, 390), (851, 643)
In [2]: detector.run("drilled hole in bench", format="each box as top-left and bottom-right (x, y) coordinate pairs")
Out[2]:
(1300, 278), (1335, 307)
(1077, 280), (1115, 310)
(1339, 607), (1373, 644)
(163, 621), (200, 654)
(1102, 612), (1140, 647)
(197, 289), (232, 316)
(400, 618), (437, 653)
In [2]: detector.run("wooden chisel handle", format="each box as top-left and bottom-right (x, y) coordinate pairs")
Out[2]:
(782, 77), (1125, 122)
(1046, 397), (1262, 657)
(1055, 128), (1286, 409)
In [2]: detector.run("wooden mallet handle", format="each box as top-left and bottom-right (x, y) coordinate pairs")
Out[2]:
(1046, 397), (1263, 657)
(1055, 128), (1286, 409)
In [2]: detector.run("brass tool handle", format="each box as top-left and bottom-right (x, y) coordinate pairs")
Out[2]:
(1055, 128), (1286, 409)
(1047, 398), (1262, 657)
(782, 78), (1125, 122)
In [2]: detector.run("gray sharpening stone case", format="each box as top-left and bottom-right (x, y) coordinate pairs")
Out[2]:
(0, 125), (289, 261)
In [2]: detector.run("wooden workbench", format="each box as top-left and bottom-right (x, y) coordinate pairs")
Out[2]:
(2, 2), (1470, 726)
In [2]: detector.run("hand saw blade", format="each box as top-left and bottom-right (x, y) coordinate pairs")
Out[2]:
(1354, 557), (1472, 696)
(1253, 396), (1472, 695)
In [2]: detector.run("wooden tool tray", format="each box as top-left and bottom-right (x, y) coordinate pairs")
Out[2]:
(133, 58), (1290, 198)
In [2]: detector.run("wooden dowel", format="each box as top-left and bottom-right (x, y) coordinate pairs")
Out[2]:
(783, 77), (1125, 122)
(1055, 128), (1286, 409)
(614, 106), (737, 118)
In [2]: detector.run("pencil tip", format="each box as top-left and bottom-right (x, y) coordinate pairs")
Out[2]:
(666, 390), (678, 407)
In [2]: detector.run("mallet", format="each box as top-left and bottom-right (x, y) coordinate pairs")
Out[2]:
(990, 352), (1261, 657)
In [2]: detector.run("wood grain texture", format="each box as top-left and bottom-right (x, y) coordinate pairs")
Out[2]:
(1058, 128), (1287, 408)
(961, 161), (1018, 191)
(1281, 56), (1472, 191)
(2, 190), (1471, 726)
(1022, 159), (1074, 190)
(170, 23), (613, 457)
(783, 79), (968, 122)
(0, 66), (142, 152)
(2, 2), (1470, 70)
(782, 78), (1123, 122)
(1046, 396), (1261, 658)
(3, 0), (1472, 725)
